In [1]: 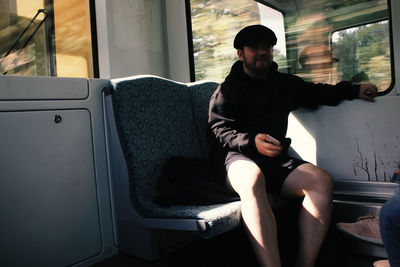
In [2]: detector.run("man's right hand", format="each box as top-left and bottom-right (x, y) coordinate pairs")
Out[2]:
(255, 133), (282, 157)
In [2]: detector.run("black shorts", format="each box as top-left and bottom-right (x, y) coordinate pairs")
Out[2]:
(225, 151), (308, 195)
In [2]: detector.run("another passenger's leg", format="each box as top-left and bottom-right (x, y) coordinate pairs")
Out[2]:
(280, 164), (333, 267)
(227, 159), (281, 267)
(379, 189), (400, 267)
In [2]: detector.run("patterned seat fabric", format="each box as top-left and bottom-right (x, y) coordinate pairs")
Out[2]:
(109, 75), (241, 238)
(187, 81), (219, 157)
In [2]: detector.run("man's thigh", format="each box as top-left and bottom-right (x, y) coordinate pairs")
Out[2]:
(225, 151), (309, 195)
(226, 159), (263, 195)
(280, 163), (332, 198)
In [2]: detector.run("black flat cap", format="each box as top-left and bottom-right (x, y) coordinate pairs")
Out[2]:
(233, 25), (277, 49)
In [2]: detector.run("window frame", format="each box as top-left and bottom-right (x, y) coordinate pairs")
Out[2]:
(185, 0), (196, 82)
(89, 0), (99, 78)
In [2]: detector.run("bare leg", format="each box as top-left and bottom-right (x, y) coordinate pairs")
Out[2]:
(227, 160), (281, 267)
(281, 163), (333, 267)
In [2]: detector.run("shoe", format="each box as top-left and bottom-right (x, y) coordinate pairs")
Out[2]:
(373, 259), (390, 267)
(336, 215), (383, 245)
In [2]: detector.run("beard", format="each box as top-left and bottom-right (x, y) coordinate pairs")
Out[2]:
(242, 54), (272, 76)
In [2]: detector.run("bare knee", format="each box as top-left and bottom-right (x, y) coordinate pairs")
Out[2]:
(235, 171), (267, 199)
(313, 169), (333, 195)
(282, 164), (333, 198)
(227, 160), (267, 199)
(302, 166), (333, 190)
(246, 171), (267, 198)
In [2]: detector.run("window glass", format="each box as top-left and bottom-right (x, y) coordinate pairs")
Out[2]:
(190, 0), (286, 82)
(287, 0), (391, 92)
(190, 0), (392, 94)
(332, 21), (391, 92)
(0, 0), (94, 78)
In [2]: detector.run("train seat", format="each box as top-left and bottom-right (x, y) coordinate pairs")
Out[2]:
(103, 75), (242, 260)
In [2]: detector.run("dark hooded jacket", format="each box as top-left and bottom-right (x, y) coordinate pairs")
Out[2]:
(207, 60), (359, 182)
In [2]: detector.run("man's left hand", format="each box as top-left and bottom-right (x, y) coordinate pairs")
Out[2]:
(359, 83), (378, 101)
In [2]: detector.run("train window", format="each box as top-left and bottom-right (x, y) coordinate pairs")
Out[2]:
(189, 0), (286, 82)
(189, 0), (392, 94)
(0, 0), (95, 78)
(289, 0), (391, 93)
(332, 21), (391, 93)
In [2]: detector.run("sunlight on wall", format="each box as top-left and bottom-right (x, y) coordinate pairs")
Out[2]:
(287, 113), (316, 164)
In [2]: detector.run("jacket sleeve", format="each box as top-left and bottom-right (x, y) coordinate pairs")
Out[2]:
(290, 75), (360, 110)
(208, 85), (258, 157)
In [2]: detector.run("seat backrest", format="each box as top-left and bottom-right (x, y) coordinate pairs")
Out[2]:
(110, 76), (214, 215)
(188, 81), (219, 157)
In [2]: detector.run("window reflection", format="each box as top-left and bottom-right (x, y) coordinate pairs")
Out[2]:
(0, 1), (48, 76)
(0, 0), (94, 78)
(53, 0), (93, 77)
(298, 45), (339, 84)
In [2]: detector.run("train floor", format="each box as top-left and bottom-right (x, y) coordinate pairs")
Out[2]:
(92, 225), (384, 267)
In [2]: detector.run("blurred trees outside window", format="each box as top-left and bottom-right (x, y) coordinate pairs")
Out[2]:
(190, 0), (286, 82)
(332, 21), (391, 92)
